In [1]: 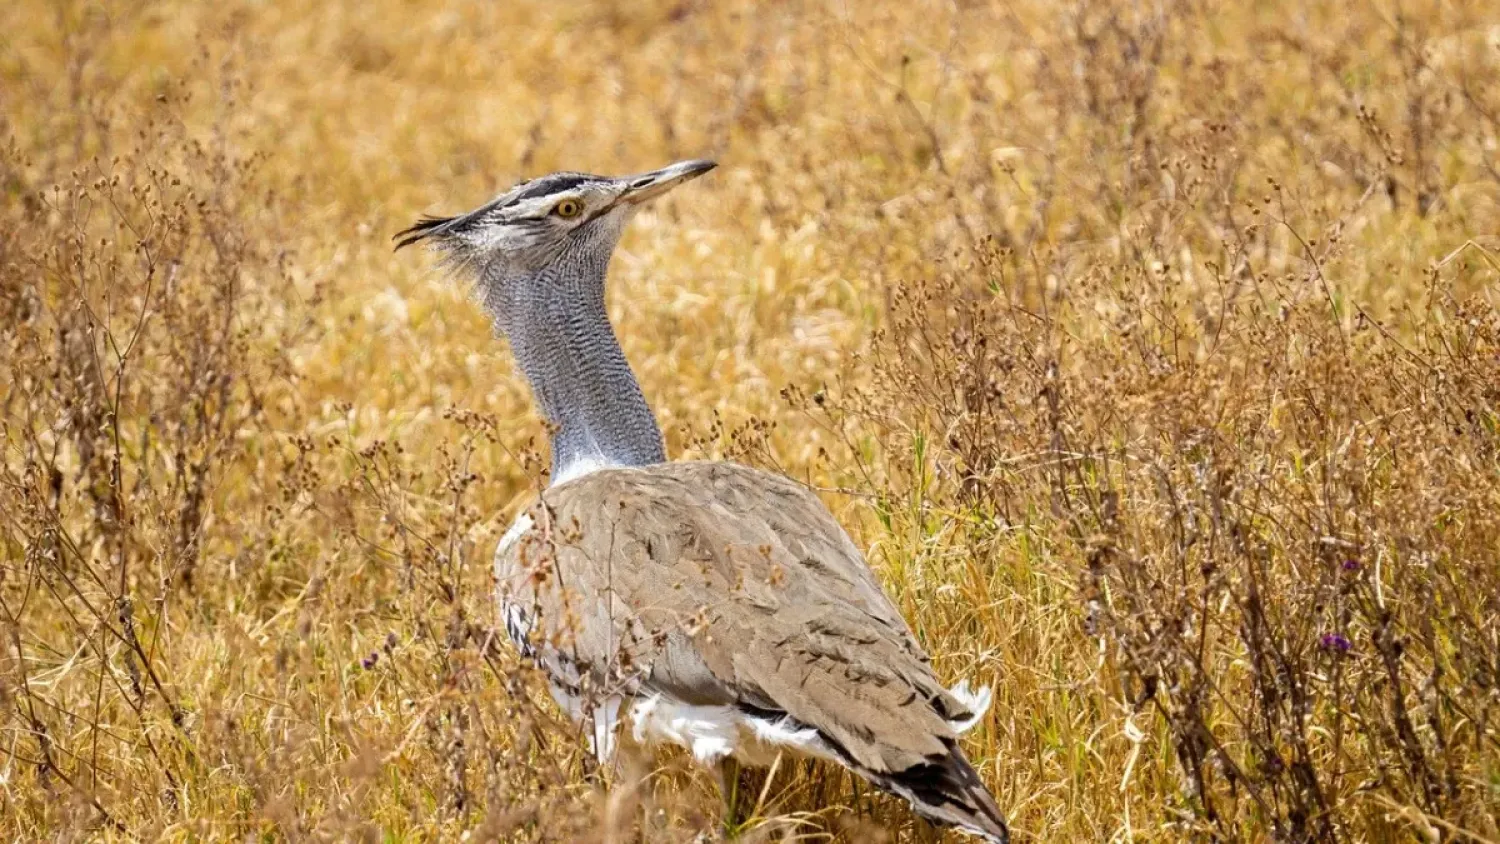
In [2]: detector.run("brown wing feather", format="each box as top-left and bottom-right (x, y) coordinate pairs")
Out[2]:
(496, 460), (978, 774)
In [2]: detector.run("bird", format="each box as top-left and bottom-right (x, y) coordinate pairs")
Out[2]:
(395, 159), (1010, 843)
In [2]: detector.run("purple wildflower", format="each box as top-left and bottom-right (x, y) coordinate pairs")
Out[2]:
(1320, 633), (1351, 652)
(361, 652), (379, 670)
(1340, 558), (1361, 572)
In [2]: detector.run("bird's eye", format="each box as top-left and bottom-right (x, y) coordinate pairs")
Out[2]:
(553, 199), (582, 219)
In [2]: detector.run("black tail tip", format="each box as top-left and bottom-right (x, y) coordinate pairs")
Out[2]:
(881, 746), (1010, 844)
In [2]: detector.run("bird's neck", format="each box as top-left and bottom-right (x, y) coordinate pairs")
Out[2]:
(483, 264), (666, 486)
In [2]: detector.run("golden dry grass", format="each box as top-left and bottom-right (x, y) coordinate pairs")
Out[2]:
(3, 0), (1499, 840)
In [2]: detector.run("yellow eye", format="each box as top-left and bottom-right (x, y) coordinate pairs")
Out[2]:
(553, 199), (582, 218)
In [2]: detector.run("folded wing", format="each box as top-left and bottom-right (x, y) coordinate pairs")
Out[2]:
(497, 460), (1007, 842)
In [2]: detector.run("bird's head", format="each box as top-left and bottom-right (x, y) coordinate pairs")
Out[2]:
(394, 159), (717, 284)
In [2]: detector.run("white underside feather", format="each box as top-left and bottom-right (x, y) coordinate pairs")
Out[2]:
(946, 679), (994, 733)
(548, 680), (990, 769)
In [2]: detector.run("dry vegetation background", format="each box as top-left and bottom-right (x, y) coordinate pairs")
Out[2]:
(3, 0), (1499, 840)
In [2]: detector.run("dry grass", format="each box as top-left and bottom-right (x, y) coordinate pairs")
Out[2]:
(3, 0), (1499, 840)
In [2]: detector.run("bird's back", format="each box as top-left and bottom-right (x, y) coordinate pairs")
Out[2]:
(497, 460), (1008, 841)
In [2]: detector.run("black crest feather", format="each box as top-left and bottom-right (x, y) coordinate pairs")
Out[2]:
(392, 214), (458, 251)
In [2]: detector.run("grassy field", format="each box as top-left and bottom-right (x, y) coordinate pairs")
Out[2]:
(3, 0), (1499, 840)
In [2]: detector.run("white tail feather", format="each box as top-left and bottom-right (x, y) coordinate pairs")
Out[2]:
(947, 680), (993, 733)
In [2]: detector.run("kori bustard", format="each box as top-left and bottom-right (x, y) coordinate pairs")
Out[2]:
(395, 160), (1009, 842)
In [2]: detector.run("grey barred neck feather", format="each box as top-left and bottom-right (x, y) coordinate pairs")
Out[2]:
(484, 256), (664, 484)
(396, 159), (1009, 842)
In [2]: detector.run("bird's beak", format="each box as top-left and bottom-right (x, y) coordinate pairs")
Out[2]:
(617, 159), (717, 206)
